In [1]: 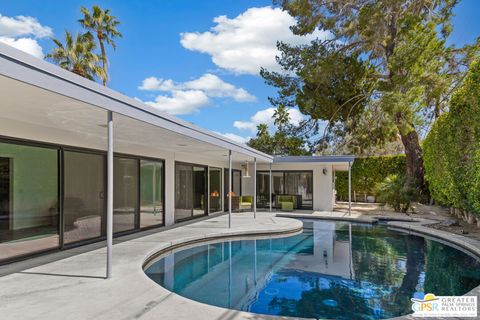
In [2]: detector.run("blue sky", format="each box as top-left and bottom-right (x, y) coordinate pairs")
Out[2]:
(1, 0), (479, 143)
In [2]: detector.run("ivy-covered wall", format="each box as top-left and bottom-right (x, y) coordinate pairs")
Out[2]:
(335, 155), (406, 201)
(423, 60), (480, 218)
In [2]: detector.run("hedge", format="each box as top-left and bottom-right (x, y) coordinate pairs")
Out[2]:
(336, 155), (406, 201)
(423, 60), (480, 218)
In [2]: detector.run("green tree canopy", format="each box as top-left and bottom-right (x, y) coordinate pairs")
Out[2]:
(263, 0), (479, 194)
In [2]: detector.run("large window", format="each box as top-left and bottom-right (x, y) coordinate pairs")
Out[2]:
(256, 171), (313, 209)
(209, 167), (222, 213)
(223, 169), (242, 211)
(113, 157), (139, 233)
(175, 163), (207, 222)
(63, 151), (105, 244)
(0, 142), (59, 263)
(140, 160), (164, 228)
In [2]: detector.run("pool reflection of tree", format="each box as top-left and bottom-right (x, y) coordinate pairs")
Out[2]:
(424, 241), (480, 295)
(145, 222), (480, 320)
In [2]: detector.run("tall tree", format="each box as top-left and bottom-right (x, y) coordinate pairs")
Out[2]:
(47, 31), (105, 81)
(264, 0), (479, 194)
(79, 5), (122, 86)
(248, 107), (310, 156)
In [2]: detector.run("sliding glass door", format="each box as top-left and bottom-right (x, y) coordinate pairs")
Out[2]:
(175, 162), (207, 221)
(223, 169), (241, 211)
(0, 142), (59, 263)
(63, 151), (106, 245)
(209, 167), (222, 213)
(256, 171), (313, 209)
(113, 157), (139, 233)
(140, 160), (164, 228)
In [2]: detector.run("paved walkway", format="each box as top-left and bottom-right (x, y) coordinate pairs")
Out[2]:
(0, 212), (302, 320)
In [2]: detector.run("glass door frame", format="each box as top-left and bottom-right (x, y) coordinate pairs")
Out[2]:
(223, 168), (242, 212)
(174, 161), (208, 222)
(208, 166), (223, 214)
(0, 136), (61, 264)
(256, 170), (314, 210)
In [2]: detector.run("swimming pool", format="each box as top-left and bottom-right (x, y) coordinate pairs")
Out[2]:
(144, 220), (480, 319)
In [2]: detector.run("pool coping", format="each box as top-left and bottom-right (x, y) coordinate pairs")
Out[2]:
(277, 213), (480, 320)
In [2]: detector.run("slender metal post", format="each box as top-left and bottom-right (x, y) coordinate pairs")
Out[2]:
(269, 162), (272, 212)
(348, 161), (352, 216)
(253, 158), (257, 219)
(106, 111), (113, 279)
(228, 150), (232, 228)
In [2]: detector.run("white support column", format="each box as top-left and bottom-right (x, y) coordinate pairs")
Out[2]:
(269, 162), (272, 212)
(253, 158), (257, 219)
(106, 111), (113, 279)
(228, 150), (232, 228)
(348, 161), (352, 216)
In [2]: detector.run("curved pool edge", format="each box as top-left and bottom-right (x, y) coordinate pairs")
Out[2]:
(141, 217), (304, 269)
(139, 214), (480, 320)
(276, 213), (480, 320)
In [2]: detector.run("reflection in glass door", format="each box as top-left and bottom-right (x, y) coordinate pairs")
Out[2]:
(140, 160), (164, 228)
(193, 166), (207, 217)
(175, 163), (207, 221)
(223, 169), (242, 211)
(113, 157), (139, 234)
(63, 151), (105, 244)
(209, 167), (222, 213)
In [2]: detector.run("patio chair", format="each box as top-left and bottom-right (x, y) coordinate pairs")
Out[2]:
(239, 195), (253, 211)
(277, 195), (295, 212)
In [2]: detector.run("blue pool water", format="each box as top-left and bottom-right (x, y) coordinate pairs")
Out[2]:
(144, 220), (480, 319)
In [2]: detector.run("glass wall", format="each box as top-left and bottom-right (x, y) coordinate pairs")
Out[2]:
(64, 151), (105, 244)
(193, 166), (207, 217)
(284, 172), (313, 209)
(256, 171), (313, 209)
(256, 172), (270, 208)
(224, 169), (242, 211)
(175, 163), (207, 221)
(209, 167), (222, 213)
(140, 160), (164, 228)
(0, 142), (59, 263)
(113, 157), (139, 233)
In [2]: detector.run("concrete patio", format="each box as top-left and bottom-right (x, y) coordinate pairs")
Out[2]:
(0, 212), (302, 320)
(1, 210), (479, 320)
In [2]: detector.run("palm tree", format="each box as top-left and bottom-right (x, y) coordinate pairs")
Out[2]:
(47, 31), (105, 81)
(79, 5), (122, 86)
(273, 105), (290, 131)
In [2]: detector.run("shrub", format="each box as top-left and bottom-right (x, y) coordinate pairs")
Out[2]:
(423, 60), (480, 218)
(335, 155), (406, 200)
(375, 174), (414, 213)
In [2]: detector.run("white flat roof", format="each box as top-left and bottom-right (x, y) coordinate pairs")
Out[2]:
(0, 43), (272, 162)
(274, 155), (355, 163)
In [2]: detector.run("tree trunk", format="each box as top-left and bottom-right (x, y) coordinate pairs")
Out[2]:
(399, 129), (427, 194)
(98, 31), (107, 86)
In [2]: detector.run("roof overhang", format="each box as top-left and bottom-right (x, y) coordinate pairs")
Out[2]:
(0, 43), (272, 163)
(274, 155), (355, 163)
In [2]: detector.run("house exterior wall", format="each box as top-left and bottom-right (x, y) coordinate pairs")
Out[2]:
(242, 162), (335, 211)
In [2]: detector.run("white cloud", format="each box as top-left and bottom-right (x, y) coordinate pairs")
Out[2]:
(180, 6), (329, 75)
(234, 107), (304, 133)
(139, 73), (255, 115)
(215, 132), (250, 144)
(144, 90), (209, 115)
(0, 36), (44, 58)
(0, 13), (52, 58)
(0, 14), (52, 38)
